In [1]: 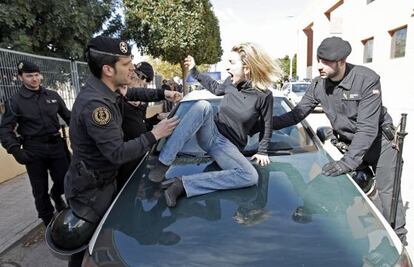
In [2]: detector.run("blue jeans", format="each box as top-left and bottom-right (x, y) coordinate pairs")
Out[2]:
(159, 100), (258, 197)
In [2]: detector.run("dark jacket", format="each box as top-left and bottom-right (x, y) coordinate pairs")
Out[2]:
(191, 68), (273, 155)
(273, 63), (393, 169)
(0, 85), (71, 153)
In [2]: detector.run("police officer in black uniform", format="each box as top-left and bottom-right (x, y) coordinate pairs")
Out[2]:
(272, 36), (407, 244)
(63, 35), (179, 267)
(0, 61), (71, 226)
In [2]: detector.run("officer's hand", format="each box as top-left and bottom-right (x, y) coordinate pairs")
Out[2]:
(151, 116), (180, 140)
(157, 112), (169, 120)
(184, 55), (196, 70)
(251, 154), (270, 166)
(11, 148), (34, 165)
(322, 160), (352, 176)
(164, 90), (183, 103)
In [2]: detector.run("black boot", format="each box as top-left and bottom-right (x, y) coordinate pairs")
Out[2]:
(42, 213), (54, 227)
(164, 178), (184, 208)
(51, 194), (67, 212)
(148, 162), (170, 183)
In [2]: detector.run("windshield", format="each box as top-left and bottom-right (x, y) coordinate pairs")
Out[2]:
(157, 97), (317, 156)
(291, 83), (310, 93)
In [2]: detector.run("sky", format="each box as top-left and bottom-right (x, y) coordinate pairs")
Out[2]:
(209, 0), (312, 73)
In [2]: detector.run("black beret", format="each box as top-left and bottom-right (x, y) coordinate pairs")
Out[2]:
(17, 60), (40, 74)
(317, 36), (352, 61)
(86, 35), (131, 57)
(135, 62), (154, 82)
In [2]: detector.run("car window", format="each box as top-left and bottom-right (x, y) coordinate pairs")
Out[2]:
(157, 97), (317, 156)
(291, 83), (310, 93)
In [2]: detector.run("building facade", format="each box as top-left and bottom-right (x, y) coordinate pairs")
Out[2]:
(295, 0), (413, 111)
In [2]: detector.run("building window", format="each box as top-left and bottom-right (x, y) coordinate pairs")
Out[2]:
(362, 38), (374, 63)
(367, 0), (375, 4)
(389, 26), (407, 58)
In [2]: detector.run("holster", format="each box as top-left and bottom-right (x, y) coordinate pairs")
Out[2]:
(381, 124), (395, 141)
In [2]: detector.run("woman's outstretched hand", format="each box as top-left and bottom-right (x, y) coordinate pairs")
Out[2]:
(184, 55), (196, 70)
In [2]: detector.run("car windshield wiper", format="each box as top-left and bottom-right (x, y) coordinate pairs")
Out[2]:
(267, 147), (293, 155)
(177, 152), (210, 158)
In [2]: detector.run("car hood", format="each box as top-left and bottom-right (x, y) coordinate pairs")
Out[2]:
(90, 151), (400, 267)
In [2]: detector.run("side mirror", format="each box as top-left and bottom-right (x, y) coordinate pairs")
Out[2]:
(316, 127), (334, 143)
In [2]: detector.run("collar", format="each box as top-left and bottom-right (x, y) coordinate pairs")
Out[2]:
(337, 63), (355, 91)
(236, 80), (252, 91)
(19, 85), (47, 98)
(86, 75), (118, 104)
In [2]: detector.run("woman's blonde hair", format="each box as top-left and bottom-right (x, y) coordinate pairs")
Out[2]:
(232, 42), (283, 91)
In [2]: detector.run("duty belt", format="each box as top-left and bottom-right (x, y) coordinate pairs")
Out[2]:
(24, 133), (62, 143)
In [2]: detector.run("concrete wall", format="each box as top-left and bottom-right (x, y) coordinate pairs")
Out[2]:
(0, 146), (25, 184)
(295, 0), (414, 113)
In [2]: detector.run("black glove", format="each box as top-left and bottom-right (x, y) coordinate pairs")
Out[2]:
(322, 160), (352, 176)
(11, 148), (34, 165)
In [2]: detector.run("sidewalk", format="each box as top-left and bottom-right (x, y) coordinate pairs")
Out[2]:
(0, 173), (41, 254)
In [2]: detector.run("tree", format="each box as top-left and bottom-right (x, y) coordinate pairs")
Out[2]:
(0, 0), (121, 59)
(145, 56), (210, 81)
(123, 0), (222, 94)
(278, 54), (297, 81)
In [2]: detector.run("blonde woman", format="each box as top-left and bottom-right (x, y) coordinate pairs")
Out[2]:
(159, 43), (282, 207)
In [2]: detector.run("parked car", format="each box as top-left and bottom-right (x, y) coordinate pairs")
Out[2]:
(282, 81), (323, 112)
(82, 90), (411, 267)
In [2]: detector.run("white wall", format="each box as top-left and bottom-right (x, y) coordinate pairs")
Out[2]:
(296, 0), (414, 112)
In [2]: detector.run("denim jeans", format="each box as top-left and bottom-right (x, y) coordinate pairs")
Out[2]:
(159, 100), (258, 197)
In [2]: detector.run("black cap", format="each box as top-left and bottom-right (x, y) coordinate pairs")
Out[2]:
(317, 36), (352, 61)
(86, 35), (131, 57)
(17, 60), (40, 75)
(135, 62), (154, 82)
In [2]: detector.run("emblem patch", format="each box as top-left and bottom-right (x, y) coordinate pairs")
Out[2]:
(119, 42), (128, 54)
(18, 62), (24, 70)
(92, 107), (112, 125)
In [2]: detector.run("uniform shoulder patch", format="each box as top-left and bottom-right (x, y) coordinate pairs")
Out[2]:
(92, 106), (112, 125)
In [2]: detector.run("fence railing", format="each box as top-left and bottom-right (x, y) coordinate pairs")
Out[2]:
(0, 48), (164, 116)
(0, 48), (89, 111)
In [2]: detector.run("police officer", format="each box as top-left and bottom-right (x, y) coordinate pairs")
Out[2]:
(0, 61), (71, 226)
(272, 36), (407, 244)
(117, 62), (176, 187)
(63, 35), (179, 266)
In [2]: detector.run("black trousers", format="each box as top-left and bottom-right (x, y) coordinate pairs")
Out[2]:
(23, 139), (69, 219)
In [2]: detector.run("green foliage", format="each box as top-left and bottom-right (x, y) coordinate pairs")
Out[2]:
(0, 0), (121, 59)
(123, 0), (222, 79)
(278, 54), (297, 80)
(146, 56), (210, 80)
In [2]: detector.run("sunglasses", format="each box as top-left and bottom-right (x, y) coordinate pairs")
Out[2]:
(135, 71), (147, 81)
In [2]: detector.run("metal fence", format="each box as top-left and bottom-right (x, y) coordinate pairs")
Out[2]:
(0, 48), (89, 112)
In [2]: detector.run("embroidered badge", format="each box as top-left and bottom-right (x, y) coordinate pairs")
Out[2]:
(372, 89), (380, 95)
(119, 42), (128, 54)
(18, 62), (24, 70)
(92, 107), (112, 125)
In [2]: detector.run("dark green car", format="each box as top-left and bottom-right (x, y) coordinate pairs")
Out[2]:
(83, 91), (411, 267)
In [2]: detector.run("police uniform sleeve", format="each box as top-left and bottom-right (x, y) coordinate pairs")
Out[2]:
(341, 77), (382, 169)
(190, 67), (227, 96)
(83, 101), (156, 165)
(55, 92), (71, 126)
(126, 87), (165, 102)
(273, 79), (319, 130)
(0, 99), (21, 153)
(257, 92), (273, 155)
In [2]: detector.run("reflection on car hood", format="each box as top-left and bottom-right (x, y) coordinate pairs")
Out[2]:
(91, 152), (400, 267)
